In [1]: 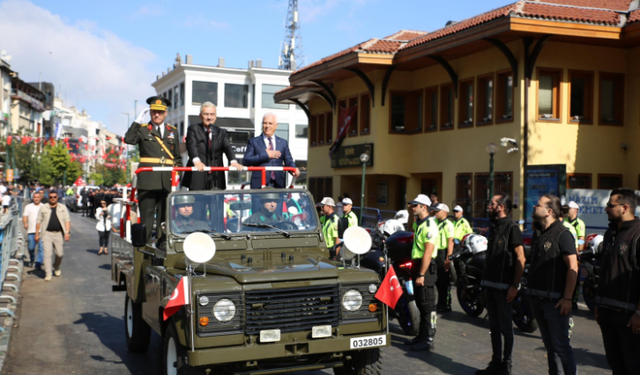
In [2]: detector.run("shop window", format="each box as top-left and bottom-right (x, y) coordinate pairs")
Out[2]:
(360, 93), (370, 134)
(458, 78), (474, 128)
(537, 68), (562, 121)
(348, 96), (359, 137)
(567, 173), (592, 189)
(477, 74), (493, 125)
(325, 112), (333, 145)
(424, 86), (438, 132)
(317, 113), (325, 146)
(568, 71), (593, 124)
(389, 90), (423, 134)
(598, 174), (623, 189)
(599, 72), (624, 126)
(309, 115), (317, 147)
(496, 71), (513, 122)
(440, 84), (454, 130)
(224, 83), (248, 108)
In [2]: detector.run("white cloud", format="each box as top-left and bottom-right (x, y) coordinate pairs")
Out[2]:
(0, 0), (158, 134)
(181, 16), (230, 30)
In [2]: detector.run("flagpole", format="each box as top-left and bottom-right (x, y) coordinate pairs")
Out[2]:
(187, 267), (195, 352)
(385, 251), (390, 335)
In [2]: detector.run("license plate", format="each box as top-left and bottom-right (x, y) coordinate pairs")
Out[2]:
(349, 335), (386, 349)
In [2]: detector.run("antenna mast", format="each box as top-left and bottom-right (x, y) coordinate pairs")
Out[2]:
(279, 0), (304, 71)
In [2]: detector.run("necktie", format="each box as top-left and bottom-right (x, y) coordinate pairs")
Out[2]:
(268, 137), (276, 182)
(207, 128), (212, 175)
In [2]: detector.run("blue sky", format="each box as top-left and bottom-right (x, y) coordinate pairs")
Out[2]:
(0, 0), (514, 133)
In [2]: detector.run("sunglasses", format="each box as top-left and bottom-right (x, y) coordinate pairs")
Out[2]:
(606, 202), (624, 209)
(49, 196), (58, 199)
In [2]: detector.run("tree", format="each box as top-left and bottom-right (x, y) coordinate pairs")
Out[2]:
(36, 144), (82, 186)
(89, 172), (104, 186)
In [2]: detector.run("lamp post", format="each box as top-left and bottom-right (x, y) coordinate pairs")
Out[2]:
(359, 152), (370, 225)
(486, 143), (498, 200)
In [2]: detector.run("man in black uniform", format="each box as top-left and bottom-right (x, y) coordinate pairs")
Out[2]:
(527, 194), (578, 375)
(171, 195), (209, 233)
(477, 194), (525, 375)
(124, 96), (182, 243)
(245, 192), (283, 225)
(595, 188), (640, 375)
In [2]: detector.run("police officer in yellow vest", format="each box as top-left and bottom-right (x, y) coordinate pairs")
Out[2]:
(319, 197), (341, 258)
(453, 205), (473, 241)
(565, 201), (586, 251)
(125, 96), (182, 243)
(432, 203), (455, 313)
(403, 194), (439, 351)
(341, 197), (358, 228)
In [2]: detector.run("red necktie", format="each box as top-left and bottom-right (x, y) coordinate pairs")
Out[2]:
(268, 137), (276, 182)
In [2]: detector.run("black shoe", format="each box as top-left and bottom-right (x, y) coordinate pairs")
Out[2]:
(572, 302), (578, 310)
(403, 336), (422, 346)
(475, 361), (503, 375)
(501, 362), (512, 375)
(410, 339), (434, 351)
(437, 306), (452, 313)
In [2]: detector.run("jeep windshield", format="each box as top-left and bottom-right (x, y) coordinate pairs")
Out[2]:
(169, 190), (318, 236)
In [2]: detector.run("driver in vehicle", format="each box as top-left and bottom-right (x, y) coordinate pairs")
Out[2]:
(172, 195), (210, 233)
(245, 192), (283, 225)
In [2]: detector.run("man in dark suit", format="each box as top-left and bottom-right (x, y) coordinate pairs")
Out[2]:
(182, 102), (242, 191)
(124, 96), (182, 243)
(243, 113), (300, 189)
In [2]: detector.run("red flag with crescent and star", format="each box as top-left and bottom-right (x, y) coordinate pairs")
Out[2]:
(163, 276), (190, 320)
(374, 266), (403, 309)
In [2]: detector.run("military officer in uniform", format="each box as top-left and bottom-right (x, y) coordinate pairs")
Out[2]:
(125, 96), (182, 243)
(171, 195), (209, 233)
(245, 192), (284, 225)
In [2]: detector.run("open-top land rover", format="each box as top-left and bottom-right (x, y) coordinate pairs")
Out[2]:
(111, 169), (388, 375)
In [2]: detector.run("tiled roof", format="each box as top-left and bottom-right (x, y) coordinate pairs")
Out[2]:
(364, 39), (404, 54)
(292, 41), (367, 76)
(516, 2), (621, 25)
(535, 0), (633, 12)
(628, 9), (640, 23)
(384, 30), (429, 41)
(275, 86), (295, 96)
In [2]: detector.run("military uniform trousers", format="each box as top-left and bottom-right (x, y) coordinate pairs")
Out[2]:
(138, 189), (168, 243)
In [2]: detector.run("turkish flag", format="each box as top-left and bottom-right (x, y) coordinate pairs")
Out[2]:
(329, 104), (357, 157)
(374, 267), (403, 309)
(163, 276), (190, 320)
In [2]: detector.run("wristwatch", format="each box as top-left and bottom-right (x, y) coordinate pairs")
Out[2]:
(418, 274), (425, 278)
(65, 231), (70, 234)
(511, 283), (521, 291)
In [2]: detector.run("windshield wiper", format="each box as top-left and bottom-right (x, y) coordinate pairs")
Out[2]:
(180, 229), (232, 240)
(243, 223), (291, 238)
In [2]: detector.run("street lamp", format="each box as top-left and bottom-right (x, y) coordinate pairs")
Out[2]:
(486, 143), (498, 200)
(359, 152), (370, 225)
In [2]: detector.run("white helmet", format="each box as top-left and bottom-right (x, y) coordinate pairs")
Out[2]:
(586, 233), (604, 254)
(379, 219), (405, 237)
(462, 234), (488, 254)
(394, 210), (409, 224)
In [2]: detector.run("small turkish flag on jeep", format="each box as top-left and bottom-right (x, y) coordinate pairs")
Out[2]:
(163, 276), (190, 320)
(374, 267), (403, 309)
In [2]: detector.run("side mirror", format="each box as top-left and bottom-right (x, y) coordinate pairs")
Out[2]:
(132, 223), (147, 247)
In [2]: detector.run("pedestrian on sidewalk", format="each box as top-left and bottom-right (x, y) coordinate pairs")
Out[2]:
(95, 199), (111, 255)
(22, 191), (44, 269)
(35, 191), (71, 282)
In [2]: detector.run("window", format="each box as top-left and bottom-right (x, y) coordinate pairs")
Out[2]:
(458, 79), (474, 128)
(455, 173), (473, 214)
(180, 83), (185, 106)
(317, 113), (325, 145)
(568, 71), (593, 123)
(309, 115), (317, 146)
(276, 123), (289, 141)
(251, 84), (255, 108)
(598, 174), (623, 189)
(348, 96), (359, 137)
(179, 122), (184, 137)
(173, 86), (180, 109)
(537, 68), (562, 121)
(262, 84), (288, 109)
(224, 84), (248, 108)
(567, 173), (592, 189)
(295, 124), (308, 138)
(308, 177), (333, 202)
(477, 74), (493, 125)
(360, 93), (370, 134)
(440, 84), (454, 130)
(599, 72), (624, 126)
(192, 81), (218, 105)
(389, 90), (423, 134)
(424, 86), (438, 132)
(167, 90), (173, 110)
(496, 71), (513, 122)
(325, 111), (333, 144)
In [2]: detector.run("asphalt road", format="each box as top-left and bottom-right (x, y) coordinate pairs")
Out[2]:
(3, 212), (611, 375)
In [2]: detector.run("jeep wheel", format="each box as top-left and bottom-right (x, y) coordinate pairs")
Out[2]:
(163, 324), (204, 375)
(334, 348), (383, 375)
(125, 294), (151, 352)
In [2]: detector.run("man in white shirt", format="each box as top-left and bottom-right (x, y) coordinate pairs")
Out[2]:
(23, 191), (44, 269)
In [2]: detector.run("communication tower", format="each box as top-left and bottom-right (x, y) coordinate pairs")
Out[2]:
(278, 0), (304, 71)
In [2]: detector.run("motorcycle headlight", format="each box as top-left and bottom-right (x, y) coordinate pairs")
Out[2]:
(342, 289), (363, 311)
(212, 299), (236, 322)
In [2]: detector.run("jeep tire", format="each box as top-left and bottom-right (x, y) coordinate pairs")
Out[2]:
(163, 324), (204, 375)
(125, 294), (151, 352)
(334, 348), (383, 375)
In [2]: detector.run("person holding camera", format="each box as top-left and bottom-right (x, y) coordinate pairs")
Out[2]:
(95, 199), (111, 255)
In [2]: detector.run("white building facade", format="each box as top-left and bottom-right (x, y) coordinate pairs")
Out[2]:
(152, 56), (308, 188)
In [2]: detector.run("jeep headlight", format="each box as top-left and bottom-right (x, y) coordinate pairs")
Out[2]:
(212, 299), (236, 322)
(342, 289), (363, 311)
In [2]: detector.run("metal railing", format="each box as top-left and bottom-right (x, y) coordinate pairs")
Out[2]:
(0, 200), (25, 321)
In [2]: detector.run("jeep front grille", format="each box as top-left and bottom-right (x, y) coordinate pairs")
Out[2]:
(245, 285), (340, 335)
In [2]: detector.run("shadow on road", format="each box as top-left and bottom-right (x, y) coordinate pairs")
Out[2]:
(73, 311), (159, 374)
(398, 346), (478, 374)
(98, 264), (112, 271)
(573, 347), (608, 370)
(86, 249), (100, 255)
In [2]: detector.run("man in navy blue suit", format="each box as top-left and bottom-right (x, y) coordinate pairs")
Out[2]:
(244, 113), (300, 189)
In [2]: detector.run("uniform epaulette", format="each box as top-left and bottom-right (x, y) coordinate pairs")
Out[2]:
(167, 124), (176, 129)
(140, 123), (148, 127)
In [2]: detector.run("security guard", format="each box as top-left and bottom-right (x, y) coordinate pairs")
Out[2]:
(432, 203), (455, 313)
(171, 195), (209, 233)
(341, 197), (358, 228)
(595, 188), (640, 374)
(245, 192), (283, 225)
(319, 197), (341, 258)
(452, 205), (473, 242)
(125, 96), (181, 243)
(404, 194), (438, 351)
(565, 201), (586, 251)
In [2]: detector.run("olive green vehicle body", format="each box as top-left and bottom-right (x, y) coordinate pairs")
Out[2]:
(111, 189), (389, 372)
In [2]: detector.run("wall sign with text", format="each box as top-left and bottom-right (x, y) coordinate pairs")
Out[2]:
(330, 143), (374, 169)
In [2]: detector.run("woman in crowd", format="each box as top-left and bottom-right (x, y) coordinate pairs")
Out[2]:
(95, 199), (111, 255)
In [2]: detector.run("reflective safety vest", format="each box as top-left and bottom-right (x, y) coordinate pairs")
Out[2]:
(562, 221), (578, 250)
(453, 217), (473, 241)
(323, 213), (339, 248)
(411, 217), (438, 260)
(436, 219), (454, 250)
(566, 217), (586, 239)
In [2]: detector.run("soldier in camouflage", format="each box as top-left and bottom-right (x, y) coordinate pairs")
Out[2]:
(245, 192), (283, 225)
(172, 195), (209, 233)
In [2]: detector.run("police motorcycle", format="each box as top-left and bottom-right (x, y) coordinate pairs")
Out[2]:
(449, 234), (539, 333)
(579, 233), (604, 312)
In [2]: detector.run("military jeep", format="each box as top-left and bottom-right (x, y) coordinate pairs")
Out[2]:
(111, 182), (388, 374)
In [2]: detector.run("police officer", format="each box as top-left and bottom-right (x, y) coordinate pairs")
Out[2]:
(527, 194), (578, 375)
(595, 188), (640, 374)
(171, 195), (209, 233)
(125, 96), (182, 243)
(560, 206), (579, 250)
(245, 192), (283, 225)
(432, 203), (455, 313)
(318, 197), (341, 258)
(477, 194), (525, 375)
(403, 194), (438, 351)
(565, 201), (586, 251)
(452, 205), (473, 242)
(341, 198), (358, 228)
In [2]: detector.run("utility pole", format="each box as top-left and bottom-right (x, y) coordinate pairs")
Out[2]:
(278, 0), (304, 71)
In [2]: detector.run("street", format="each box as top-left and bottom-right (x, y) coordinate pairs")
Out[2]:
(3, 213), (610, 375)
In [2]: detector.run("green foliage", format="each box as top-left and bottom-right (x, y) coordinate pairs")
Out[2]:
(89, 172), (104, 186)
(34, 144), (82, 186)
(95, 163), (126, 187)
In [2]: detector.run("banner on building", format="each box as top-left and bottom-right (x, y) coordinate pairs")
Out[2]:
(565, 189), (640, 228)
(329, 104), (357, 157)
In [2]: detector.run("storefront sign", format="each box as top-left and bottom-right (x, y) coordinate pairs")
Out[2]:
(330, 143), (373, 168)
(566, 189), (640, 228)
